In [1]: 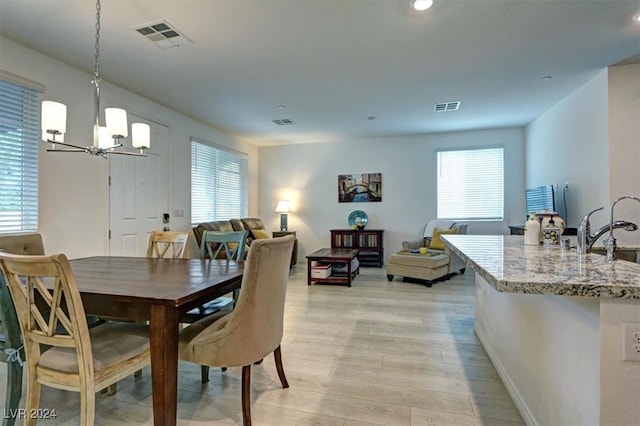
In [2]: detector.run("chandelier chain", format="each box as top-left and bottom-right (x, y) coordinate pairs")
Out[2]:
(93, 0), (101, 83)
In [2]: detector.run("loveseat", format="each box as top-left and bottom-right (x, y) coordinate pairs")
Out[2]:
(192, 218), (297, 266)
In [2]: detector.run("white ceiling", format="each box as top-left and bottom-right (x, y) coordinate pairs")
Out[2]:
(1, 0), (639, 146)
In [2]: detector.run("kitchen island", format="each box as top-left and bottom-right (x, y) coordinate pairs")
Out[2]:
(442, 234), (640, 426)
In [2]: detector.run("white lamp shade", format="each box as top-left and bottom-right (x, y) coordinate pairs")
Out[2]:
(105, 108), (128, 138)
(41, 101), (67, 136)
(275, 200), (291, 213)
(97, 126), (113, 148)
(132, 123), (151, 149)
(412, 0), (434, 11)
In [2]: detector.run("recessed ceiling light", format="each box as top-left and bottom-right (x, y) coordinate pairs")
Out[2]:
(412, 0), (434, 12)
(633, 14), (640, 23)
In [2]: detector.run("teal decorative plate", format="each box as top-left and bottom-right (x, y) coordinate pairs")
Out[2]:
(348, 210), (368, 227)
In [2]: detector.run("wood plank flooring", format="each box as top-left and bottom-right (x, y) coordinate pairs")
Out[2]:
(0, 266), (524, 425)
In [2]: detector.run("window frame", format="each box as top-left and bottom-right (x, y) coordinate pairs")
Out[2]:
(436, 146), (504, 221)
(190, 139), (248, 225)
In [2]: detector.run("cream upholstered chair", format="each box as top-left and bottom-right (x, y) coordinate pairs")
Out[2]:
(181, 230), (249, 383)
(402, 220), (468, 275)
(146, 230), (192, 259)
(179, 235), (295, 426)
(0, 252), (151, 426)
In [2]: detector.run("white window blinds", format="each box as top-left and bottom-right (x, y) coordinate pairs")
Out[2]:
(0, 79), (40, 233)
(437, 147), (504, 220)
(191, 140), (248, 224)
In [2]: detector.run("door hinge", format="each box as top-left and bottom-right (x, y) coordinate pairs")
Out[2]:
(108, 176), (111, 186)
(108, 229), (111, 239)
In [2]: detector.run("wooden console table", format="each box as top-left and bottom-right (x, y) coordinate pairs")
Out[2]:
(330, 229), (384, 267)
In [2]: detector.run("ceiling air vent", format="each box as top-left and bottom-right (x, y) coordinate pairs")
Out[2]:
(434, 101), (461, 112)
(133, 20), (192, 49)
(272, 119), (296, 126)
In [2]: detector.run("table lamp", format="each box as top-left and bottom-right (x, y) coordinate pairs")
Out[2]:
(275, 200), (291, 231)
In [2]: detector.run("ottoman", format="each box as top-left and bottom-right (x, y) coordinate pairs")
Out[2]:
(386, 250), (449, 287)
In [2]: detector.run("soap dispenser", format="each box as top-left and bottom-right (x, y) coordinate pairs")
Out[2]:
(524, 212), (540, 245)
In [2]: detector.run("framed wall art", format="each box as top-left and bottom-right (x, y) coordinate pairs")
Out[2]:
(338, 173), (382, 203)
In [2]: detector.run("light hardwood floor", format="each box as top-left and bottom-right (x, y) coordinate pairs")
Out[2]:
(0, 266), (524, 425)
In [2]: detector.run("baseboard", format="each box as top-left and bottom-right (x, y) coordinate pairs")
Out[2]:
(473, 323), (538, 426)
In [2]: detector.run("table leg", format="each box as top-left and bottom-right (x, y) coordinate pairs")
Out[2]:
(307, 258), (312, 286)
(347, 258), (352, 287)
(149, 304), (179, 426)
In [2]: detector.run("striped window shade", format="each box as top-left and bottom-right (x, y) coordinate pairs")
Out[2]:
(191, 139), (248, 224)
(0, 77), (41, 233)
(437, 147), (504, 220)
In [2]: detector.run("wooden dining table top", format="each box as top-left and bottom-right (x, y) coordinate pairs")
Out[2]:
(67, 255), (244, 425)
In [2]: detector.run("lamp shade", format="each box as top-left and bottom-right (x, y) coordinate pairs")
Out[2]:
(105, 107), (128, 138)
(275, 200), (291, 213)
(132, 123), (151, 149)
(41, 101), (67, 136)
(97, 126), (113, 148)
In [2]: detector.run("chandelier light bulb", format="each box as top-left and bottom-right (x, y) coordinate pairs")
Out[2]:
(413, 0), (434, 11)
(97, 126), (113, 148)
(105, 108), (128, 138)
(41, 101), (67, 137)
(132, 123), (151, 149)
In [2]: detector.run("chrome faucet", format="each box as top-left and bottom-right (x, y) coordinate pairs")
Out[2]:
(602, 195), (640, 263)
(577, 206), (638, 254)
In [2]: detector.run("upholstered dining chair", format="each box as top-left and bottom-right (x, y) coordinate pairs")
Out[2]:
(181, 229), (249, 383)
(179, 235), (295, 426)
(146, 230), (192, 259)
(0, 252), (151, 426)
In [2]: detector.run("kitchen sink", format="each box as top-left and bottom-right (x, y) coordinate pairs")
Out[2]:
(591, 247), (640, 263)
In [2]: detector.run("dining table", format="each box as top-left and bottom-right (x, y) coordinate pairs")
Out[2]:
(68, 256), (244, 426)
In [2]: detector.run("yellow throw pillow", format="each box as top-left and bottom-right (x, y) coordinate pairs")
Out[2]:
(251, 228), (270, 239)
(429, 227), (457, 250)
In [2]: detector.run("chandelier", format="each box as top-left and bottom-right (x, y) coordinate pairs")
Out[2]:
(41, 0), (150, 158)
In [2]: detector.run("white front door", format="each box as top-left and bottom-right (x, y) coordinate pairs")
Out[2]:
(108, 115), (170, 256)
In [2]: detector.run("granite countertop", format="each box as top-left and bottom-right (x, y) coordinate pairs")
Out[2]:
(442, 234), (640, 299)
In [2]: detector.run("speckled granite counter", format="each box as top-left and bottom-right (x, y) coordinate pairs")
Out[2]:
(441, 234), (640, 425)
(442, 234), (640, 299)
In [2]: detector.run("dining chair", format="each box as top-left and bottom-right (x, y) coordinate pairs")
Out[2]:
(0, 232), (113, 424)
(0, 275), (23, 426)
(181, 230), (249, 382)
(145, 230), (192, 259)
(179, 235), (295, 426)
(0, 252), (151, 426)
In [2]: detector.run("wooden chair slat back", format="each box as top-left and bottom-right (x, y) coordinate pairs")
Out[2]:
(0, 253), (91, 357)
(199, 230), (248, 260)
(146, 231), (192, 259)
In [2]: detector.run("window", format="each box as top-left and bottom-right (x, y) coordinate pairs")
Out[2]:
(191, 140), (248, 224)
(437, 147), (504, 220)
(0, 78), (40, 233)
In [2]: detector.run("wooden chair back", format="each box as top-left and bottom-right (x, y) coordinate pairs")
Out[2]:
(199, 230), (249, 260)
(0, 233), (44, 426)
(0, 252), (150, 425)
(146, 230), (192, 259)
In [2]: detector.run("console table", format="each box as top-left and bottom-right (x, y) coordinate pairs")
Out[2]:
(330, 229), (384, 267)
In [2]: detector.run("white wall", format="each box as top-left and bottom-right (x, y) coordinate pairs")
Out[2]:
(258, 128), (525, 262)
(525, 70), (610, 229)
(1, 36), (259, 258)
(608, 63), (640, 246)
